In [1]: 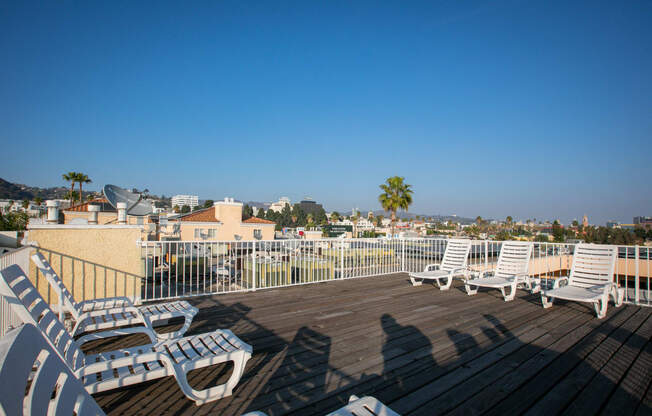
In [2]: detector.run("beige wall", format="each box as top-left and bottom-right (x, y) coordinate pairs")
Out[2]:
(63, 211), (117, 225)
(178, 222), (274, 241)
(27, 226), (144, 304)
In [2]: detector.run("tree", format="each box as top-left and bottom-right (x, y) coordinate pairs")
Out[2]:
(173, 205), (180, 213)
(572, 220), (579, 227)
(0, 211), (29, 231)
(203, 200), (214, 208)
(34, 196), (43, 206)
(22, 199), (29, 209)
(62, 171), (78, 206)
(378, 176), (413, 237)
(75, 173), (91, 204)
(306, 213), (314, 229)
(242, 204), (254, 220)
(505, 216), (513, 230)
(552, 220), (565, 242)
(330, 212), (340, 223)
(351, 211), (360, 237)
(180, 205), (191, 214)
(257, 208), (267, 219)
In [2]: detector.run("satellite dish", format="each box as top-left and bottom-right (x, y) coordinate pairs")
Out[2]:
(103, 184), (153, 217)
(234, 235), (242, 241)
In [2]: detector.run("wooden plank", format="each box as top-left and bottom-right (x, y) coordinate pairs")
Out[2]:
(563, 313), (652, 415)
(523, 308), (650, 415)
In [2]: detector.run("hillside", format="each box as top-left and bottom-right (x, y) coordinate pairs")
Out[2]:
(0, 178), (74, 200)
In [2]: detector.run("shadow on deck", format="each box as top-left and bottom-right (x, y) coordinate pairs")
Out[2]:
(89, 273), (652, 415)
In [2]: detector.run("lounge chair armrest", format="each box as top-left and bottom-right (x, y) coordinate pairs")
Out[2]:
(553, 276), (569, 289)
(451, 267), (468, 275)
(423, 263), (441, 272)
(79, 296), (135, 312)
(76, 351), (171, 377)
(75, 326), (158, 346)
(79, 305), (143, 319)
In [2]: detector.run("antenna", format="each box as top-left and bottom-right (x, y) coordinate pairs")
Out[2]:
(103, 184), (153, 217)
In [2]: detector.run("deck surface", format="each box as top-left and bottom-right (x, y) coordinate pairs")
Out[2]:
(90, 273), (652, 415)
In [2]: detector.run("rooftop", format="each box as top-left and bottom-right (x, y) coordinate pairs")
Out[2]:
(89, 273), (652, 415)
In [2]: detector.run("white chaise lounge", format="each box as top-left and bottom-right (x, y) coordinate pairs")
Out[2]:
(0, 264), (252, 405)
(32, 252), (198, 341)
(541, 244), (623, 319)
(0, 324), (106, 416)
(408, 239), (472, 290)
(243, 394), (400, 416)
(464, 241), (536, 301)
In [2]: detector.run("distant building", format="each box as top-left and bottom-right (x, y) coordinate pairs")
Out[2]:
(268, 197), (291, 213)
(606, 221), (620, 229)
(177, 197), (275, 241)
(171, 195), (199, 208)
(298, 197), (323, 215)
(634, 216), (652, 225)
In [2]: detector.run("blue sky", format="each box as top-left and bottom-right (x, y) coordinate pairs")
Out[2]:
(1, 1), (650, 224)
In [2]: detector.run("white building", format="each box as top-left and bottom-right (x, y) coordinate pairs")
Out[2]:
(171, 195), (199, 208)
(269, 197), (291, 213)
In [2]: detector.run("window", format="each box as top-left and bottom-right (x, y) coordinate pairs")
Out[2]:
(207, 229), (216, 238)
(194, 228), (201, 238)
(253, 229), (262, 239)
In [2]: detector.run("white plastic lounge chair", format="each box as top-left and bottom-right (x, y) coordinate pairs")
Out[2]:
(541, 244), (623, 319)
(0, 265), (252, 405)
(464, 241), (536, 301)
(32, 252), (198, 341)
(242, 394), (401, 416)
(0, 324), (106, 416)
(408, 239), (472, 290)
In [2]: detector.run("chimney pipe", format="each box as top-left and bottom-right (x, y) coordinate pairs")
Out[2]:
(117, 202), (127, 224)
(88, 204), (100, 225)
(46, 200), (59, 224)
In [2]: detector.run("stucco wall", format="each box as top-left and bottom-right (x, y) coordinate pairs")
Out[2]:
(27, 226), (144, 304)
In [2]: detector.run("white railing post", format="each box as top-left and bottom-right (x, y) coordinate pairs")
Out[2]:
(340, 240), (345, 278)
(252, 242), (257, 291)
(635, 245), (639, 304)
(401, 238), (405, 272)
(484, 240), (488, 271)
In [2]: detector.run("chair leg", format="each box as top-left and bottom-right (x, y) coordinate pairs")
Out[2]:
(160, 312), (195, 340)
(541, 294), (554, 308)
(611, 286), (624, 307)
(437, 276), (452, 291)
(501, 284), (516, 302)
(174, 350), (251, 406)
(594, 296), (608, 319)
(409, 276), (423, 286)
(465, 283), (478, 296)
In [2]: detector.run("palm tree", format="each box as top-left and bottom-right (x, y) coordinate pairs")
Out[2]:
(506, 215), (513, 230)
(330, 211), (340, 223)
(306, 213), (314, 229)
(351, 211), (360, 237)
(62, 171), (78, 206)
(75, 173), (92, 204)
(34, 196), (43, 206)
(378, 176), (413, 237)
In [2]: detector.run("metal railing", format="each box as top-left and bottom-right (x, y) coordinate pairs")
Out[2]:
(141, 239), (651, 306)
(0, 246), (33, 337)
(1, 238), (649, 338)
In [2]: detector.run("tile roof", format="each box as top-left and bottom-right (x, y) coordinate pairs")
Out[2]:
(243, 217), (276, 225)
(179, 207), (219, 222)
(65, 198), (115, 212)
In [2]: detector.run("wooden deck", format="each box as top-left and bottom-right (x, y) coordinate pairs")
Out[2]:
(89, 273), (652, 415)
